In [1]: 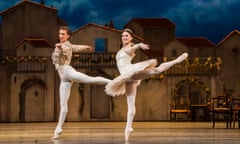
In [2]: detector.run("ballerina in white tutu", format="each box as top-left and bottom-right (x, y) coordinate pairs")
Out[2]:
(105, 28), (188, 141)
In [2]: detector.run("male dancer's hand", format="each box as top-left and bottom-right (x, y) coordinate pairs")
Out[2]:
(87, 46), (93, 52)
(55, 43), (62, 50)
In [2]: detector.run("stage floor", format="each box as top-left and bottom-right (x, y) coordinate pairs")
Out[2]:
(0, 122), (239, 144)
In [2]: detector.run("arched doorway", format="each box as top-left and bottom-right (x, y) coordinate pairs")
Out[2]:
(19, 78), (47, 122)
(173, 77), (210, 121)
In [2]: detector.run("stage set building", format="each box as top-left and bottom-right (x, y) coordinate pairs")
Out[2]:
(0, 0), (240, 122)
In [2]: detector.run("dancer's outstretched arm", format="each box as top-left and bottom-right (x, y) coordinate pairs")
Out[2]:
(72, 44), (93, 52)
(132, 43), (149, 50)
(55, 42), (92, 52)
(124, 43), (149, 54)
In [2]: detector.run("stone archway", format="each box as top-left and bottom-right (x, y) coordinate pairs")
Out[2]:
(19, 78), (47, 122)
(173, 77), (210, 102)
(173, 77), (211, 120)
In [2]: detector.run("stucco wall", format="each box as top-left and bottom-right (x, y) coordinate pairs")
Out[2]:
(217, 34), (240, 95)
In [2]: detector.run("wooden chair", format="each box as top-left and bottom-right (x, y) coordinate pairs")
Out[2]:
(170, 95), (191, 120)
(230, 96), (240, 128)
(211, 95), (231, 128)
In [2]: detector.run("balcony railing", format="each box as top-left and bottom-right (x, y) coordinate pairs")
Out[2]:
(0, 53), (221, 76)
(71, 52), (116, 68)
(158, 57), (221, 76)
(1, 56), (48, 72)
(17, 61), (47, 72)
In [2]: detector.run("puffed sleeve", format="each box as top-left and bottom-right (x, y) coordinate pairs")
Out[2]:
(51, 47), (61, 64)
(51, 41), (72, 66)
(61, 41), (72, 55)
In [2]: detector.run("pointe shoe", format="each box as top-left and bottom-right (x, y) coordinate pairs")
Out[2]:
(175, 52), (188, 63)
(52, 128), (62, 139)
(125, 127), (134, 141)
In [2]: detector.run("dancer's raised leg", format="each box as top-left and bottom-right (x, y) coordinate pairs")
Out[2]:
(125, 81), (138, 141)
(52, 81), (72, 139)
(132, 53), (188, 80)
(64, 68), (111, 84)
(154, 52), (188, 73)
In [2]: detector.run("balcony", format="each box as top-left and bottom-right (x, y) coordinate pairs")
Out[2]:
(0, 53), (221, 76)
(71, 52), (116, 69)
(8, 56), (48, 73)
(158, 57), (221, 76)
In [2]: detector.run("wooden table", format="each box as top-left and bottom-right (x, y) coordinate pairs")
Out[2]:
(191, 104), (208, 121)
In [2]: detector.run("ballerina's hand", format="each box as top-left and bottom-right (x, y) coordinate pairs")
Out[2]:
(140, 43), (149, 50)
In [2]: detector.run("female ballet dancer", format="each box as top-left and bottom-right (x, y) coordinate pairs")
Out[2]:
(105, 28), (188, 141)
(51, 26), (111, 139)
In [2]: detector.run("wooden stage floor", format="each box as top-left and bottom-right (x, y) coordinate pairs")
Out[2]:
(0, 122), (239, 144)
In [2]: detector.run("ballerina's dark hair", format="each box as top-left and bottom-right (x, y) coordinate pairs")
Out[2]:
(123, 28), (134, 35)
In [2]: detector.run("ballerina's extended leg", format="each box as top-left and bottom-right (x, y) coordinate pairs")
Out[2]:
(154, 52), (188, 74)
(132, 53), (188, 80)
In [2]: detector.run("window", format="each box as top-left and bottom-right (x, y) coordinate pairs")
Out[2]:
(23, 44), (26, 51)
(34, 91), (39, 97)
(172, 49), (177, 57)
(14, 76), (16, 83)
(232, 47), (239, 55)
(95, 38), (107, 52)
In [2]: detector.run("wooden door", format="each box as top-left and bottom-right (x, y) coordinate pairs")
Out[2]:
(90, 85), (110, 119)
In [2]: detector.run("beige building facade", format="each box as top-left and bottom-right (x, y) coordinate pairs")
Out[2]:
(0, 1), (239, 122)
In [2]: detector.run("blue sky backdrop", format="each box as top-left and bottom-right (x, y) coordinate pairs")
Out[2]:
(0, 0), (240, 44)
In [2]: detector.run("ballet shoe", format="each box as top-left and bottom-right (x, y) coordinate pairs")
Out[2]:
(175, 52), (188, 63)
(125, 127), (134, 141)
(52, 128), (62, 139)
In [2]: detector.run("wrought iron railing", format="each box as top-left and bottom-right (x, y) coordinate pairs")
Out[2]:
(71, 52), (116, 68)
(1, 56), (48, 72)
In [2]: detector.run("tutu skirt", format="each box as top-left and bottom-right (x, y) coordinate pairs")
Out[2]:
(105, 59), (157, 97)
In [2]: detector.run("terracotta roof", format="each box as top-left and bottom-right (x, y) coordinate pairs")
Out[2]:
(126, 18), (176, 28)
(217, 30), (240, 47)
(73, 23), (144, 42)
(0, 0), (57, 15)
(16, 38), (53, 48)
(176, 37), (215, 48)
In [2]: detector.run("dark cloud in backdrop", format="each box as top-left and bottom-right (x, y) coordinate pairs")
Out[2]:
(1, 0), (240, 44)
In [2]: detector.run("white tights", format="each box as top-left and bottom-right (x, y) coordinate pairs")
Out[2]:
(132, 52), (188, 80)
(52, 65), (110, 139)
(125, 81), (138, 141)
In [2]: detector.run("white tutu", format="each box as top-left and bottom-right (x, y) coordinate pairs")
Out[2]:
(105, 59), (157, 96)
